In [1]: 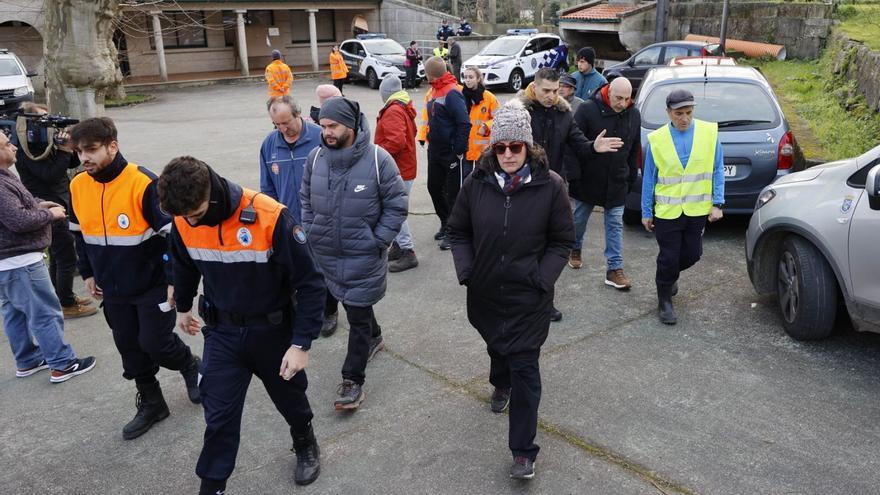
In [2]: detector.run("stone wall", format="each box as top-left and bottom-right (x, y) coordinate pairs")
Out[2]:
(830, 33), (880, 113)
(667, 1), (834, 59)
(379, 0), (461, 45)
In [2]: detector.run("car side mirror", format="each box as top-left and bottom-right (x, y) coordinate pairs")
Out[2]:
(27, 70), (38, 77)
(866, 164), (880, 210)
(524, 49), (534, 56)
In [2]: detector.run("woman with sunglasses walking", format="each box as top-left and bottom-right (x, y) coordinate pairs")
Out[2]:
(446, 99), (575, 480)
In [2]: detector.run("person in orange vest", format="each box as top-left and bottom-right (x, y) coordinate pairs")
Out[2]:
(67, 117), (202, 440)
(457, 66), (499, 200)
(329, 45), (349, 94)
(158, 157), (326, 492)
(265, 50), (294, 98)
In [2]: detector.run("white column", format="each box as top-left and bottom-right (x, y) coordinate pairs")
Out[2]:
(235, 10), (249, 76)
(308, 9), (319, 71)
(150, 11), (168, 81)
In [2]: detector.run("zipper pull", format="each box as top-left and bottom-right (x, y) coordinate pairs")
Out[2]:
(504, 196), (511, 209)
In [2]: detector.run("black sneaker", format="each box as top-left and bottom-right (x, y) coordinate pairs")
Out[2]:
(334, 379), (365, 410)
(367, 335), (385, 362)
(439, 237), (452, 250)
(49, 356), (97, 383)
(291, 425), (321, 485)
(388, 241), (402, 261)
(198, 478), (226, 495)
(510, 456), (535, 479)
(388, 249), (419, 273)
(550, 307), (562, 322)
(434, 225), (447, 240)
(181, 355), (202, 404)
(321, 311), (338, 338)
(490, 387), (511, 413)
(17, 359), (48, 378)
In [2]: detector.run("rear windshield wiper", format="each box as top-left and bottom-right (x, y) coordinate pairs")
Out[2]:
(717, 119), (772, 128)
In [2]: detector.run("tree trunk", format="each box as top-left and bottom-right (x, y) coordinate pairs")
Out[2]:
(44, 0), (122, 119)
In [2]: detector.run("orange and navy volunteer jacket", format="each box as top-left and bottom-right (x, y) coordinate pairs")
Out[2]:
(69, 153), (171, 301)
(170, 176), (325, 349)
(465, 89), (500, 161)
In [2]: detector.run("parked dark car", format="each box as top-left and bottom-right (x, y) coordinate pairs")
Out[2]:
(603, 41), (719, 91)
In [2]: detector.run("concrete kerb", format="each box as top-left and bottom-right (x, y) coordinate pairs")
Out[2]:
(124, 70), (329, 93)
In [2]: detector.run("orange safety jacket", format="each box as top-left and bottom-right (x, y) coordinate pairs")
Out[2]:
(69, 154), (171, 300)
(265, 59), (294, 97)
(329, 52), (348, 80)
(465, 89), (500, 161)
(416, 83), (464, 143)
(169, 180), (326, 348)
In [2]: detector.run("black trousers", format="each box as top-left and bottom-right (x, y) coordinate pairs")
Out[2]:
(448, 159), (474, 211)
(405, 64), (419, 88)
(488, 347), (542, 461)
(324, 292), (338, 318)
(332, 77), (345, 94)
(196, 321), (313, 483)
(653, 214), (707, 287)
(428, 147), (467, 228)
(48, 218), (77, 307)
(102, 287), (194, 384)
(341, 303), (381, 385)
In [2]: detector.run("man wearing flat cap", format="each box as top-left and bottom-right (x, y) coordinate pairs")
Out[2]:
(301, 97), (408, 411)
(641, 88), (725, 325)
(557, 73), (584, 114)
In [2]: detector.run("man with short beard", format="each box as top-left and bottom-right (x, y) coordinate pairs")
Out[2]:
(301, 97), (408, 410)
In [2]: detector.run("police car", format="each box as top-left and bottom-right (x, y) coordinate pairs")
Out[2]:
(462, 29), (568, 92)
(339, 34), (426, 89)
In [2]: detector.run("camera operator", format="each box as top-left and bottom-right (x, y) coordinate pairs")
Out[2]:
(14, 102), (97, 319)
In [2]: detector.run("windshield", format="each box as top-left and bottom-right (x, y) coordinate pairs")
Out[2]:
(641, 81), (780, 129)
(479, 37), (527, 56)
(367, 40), (405, 56)
(0, 59), (22, 77)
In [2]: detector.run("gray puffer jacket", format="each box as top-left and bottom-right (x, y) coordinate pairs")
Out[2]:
(300, 120), (408, 307)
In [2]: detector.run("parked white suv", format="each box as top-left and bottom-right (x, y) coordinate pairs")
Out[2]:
(746, 143), (880, 340)
(0, 49), (36, 113)
(339, 35), (425, 89)
(462, 29), (568, 92)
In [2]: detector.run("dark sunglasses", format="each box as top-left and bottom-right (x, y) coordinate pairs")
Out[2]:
(493, 141), (525, 155)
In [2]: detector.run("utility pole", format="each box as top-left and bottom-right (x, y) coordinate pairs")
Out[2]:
(719, 0), (730, 54)
(654, 0), (668, 43)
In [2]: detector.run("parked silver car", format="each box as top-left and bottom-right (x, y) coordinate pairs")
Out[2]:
(746, 144), (880, 340)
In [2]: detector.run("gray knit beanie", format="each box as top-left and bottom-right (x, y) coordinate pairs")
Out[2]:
(319, 96), (359, 130)
(379, 75), (402, 103)
(489, 99), (533, 146)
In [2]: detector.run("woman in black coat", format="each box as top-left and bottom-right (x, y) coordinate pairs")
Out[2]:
(447, 99), (575, 480)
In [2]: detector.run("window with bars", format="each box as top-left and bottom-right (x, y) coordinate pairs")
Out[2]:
(148, 11), (208, 49)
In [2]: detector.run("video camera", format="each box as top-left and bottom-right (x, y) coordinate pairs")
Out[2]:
(17, 112), (79, 146)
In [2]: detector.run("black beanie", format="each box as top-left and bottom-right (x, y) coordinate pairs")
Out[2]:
(318, 97), (360, 131)
(577, 47), (596, 66)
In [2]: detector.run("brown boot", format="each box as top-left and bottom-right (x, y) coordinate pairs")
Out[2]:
(62, 298), (99, 319)
(568, 249), (582, 269)
(604, 269), (632, 290)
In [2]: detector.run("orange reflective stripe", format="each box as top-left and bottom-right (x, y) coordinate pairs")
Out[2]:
(174, 189), (283, 264)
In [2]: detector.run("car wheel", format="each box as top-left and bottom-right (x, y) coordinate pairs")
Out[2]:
(367, 68), (380, 89)
(507, 69), (524, 92)
(623, 208), (641, 226)
(776, 236), (838, 340)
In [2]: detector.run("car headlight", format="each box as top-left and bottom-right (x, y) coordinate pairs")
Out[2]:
(13, 86), (30, 97)
(755, 188), (776, 210)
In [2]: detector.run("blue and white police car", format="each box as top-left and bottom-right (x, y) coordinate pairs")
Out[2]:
(462, 29), (568, 92)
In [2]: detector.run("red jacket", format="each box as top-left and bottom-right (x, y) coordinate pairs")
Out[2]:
(375, 96), (418, 180)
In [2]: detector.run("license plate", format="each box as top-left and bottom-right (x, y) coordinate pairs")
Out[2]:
(724, 165), (737, 177)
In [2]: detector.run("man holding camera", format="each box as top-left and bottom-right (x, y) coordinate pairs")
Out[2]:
(14, 102), (97, 318)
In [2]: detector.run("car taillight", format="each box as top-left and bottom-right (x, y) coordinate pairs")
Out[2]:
(777, 131), (793, 170)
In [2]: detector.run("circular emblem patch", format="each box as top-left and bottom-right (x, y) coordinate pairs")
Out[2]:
(237, 227), (252, 247)
(530, 58), (538, 69)
(481, 107), (487, 114)
(117, 213), (130, 229)
(271, 163), (280, 175)
(292, 225), (307, 244)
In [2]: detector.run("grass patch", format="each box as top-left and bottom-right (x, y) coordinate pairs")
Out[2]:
(836, 4), (880, 51)
(105, 93), (154, 108)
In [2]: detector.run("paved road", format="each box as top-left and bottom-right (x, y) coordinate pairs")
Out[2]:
(3, 80), (880, 495)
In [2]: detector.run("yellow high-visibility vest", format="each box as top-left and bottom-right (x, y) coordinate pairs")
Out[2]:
(648, 119), (718, 219)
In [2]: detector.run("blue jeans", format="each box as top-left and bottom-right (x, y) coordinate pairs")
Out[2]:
(394, 180), (414, 250)
(571, 199), (625, 271)
(0, 261), (76, 370)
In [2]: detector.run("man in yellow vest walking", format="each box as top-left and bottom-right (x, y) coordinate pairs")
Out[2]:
(641, 89), (724, 325)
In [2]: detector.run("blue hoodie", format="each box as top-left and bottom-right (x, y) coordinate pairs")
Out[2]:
(259, 119), (322, 222)
(571, 68), (607, 101)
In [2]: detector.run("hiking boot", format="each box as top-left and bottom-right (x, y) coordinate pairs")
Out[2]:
(62, 299), (98, 319)
(388, 241), (402, 262)
(16, 359), (48, 378)
(550, 306), (562, 322)
(368, 335), (385, 362)
(439, 236), (452, 250)
(321, 311), (338, 338)
(389, 249), (419, 272)
(49, 356), (96, 383)
(122, 381), (170, 440)
(434, 225), (447, 240)
(334, 379), (365, 410)
(510, 456), (536, 480)
(180, 355), (202, 404)
(657, 285), (677, 325)
(568, 249), (582, 269)
(291, 424), (321, 485)
(605, 269), (632, 290)
(490, 387), (511, 413)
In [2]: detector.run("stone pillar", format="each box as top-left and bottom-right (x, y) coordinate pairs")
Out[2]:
(488, 0), (497, 27)
(150, 11), (168, 81)
(235, 10), (249, 76)
(452, 0), (458, 17)
(308, 9), (319, 71)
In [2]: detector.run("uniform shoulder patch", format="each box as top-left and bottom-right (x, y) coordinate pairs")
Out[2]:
(292, 225), (307, 244)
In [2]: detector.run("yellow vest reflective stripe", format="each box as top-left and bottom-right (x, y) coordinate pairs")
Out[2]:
(648, 119), (718, 219)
